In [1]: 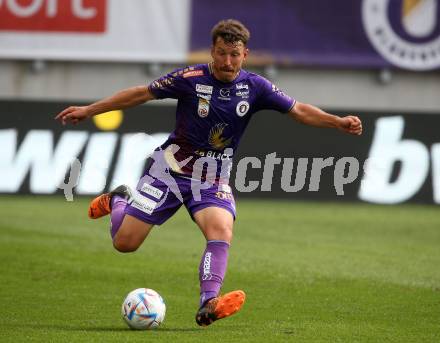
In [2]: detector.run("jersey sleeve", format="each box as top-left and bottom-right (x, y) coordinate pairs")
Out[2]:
(254, 76), (296, 113)
(148, 68), (192, 100)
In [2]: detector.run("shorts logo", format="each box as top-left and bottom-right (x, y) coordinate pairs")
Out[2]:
(197, 94), (211, 118)
(140, 183), (163, 200)
(218, 183), (232, 193)
(215, 191), (234, 201)
(131, 195), (158, 215)
(236, 101), (250, 117)
(196, 84), (213, 94)
(362, 0), (440, 70)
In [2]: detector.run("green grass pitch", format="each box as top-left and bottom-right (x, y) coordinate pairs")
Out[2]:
(0, 195), (439, 342)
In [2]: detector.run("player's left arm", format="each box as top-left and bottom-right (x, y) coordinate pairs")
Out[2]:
(288, 101), (362, 135)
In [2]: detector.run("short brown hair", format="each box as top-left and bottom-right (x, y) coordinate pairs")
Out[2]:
(211, 19), (250, 46)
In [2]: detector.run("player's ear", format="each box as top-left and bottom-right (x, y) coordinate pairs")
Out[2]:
(211, 45), (215, 59)
(243, 47), (249, 60)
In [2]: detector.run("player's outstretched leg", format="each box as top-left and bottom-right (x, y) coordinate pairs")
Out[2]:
(193, 207), (243, 326)
(195, 290), (246, 326)
(88, 185), (132, 219)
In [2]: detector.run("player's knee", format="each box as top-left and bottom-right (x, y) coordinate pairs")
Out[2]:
(206, 223), (233, 243)
(113, 235), (140, 253)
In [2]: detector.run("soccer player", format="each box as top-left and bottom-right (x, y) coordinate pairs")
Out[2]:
(55, 19), (362, 326)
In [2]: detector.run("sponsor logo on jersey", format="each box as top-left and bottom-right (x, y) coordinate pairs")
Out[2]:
(196, 84), (213, 94)
(236, 101), (250, 117)
(362, 0), (440, 70)
(151, 77), (173, 90)
(209, 123), (232, 149)
(236, 83), (249, 90)
(175, 67), (195, 77)
(220, 88), (230, 97)
(218, 88), (231, 100)
(195, 149), (232, 161)
(271, 83), (288, 97)
(183, 70), (204, 78)
(140, 182), (163, 200)
(197, 93), (211, 101)
(197, 95), (210, 118)
(236, 90), (249, 98)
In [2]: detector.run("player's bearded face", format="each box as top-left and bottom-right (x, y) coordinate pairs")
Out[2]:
(211, 37), (248, 82)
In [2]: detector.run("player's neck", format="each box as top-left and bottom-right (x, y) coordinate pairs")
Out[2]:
(210, 62), (240, 83)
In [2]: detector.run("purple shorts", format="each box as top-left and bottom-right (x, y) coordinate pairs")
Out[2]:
(124, 170), (236, 226)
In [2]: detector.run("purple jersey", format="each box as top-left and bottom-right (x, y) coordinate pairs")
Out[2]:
(148, 63), (295, 182)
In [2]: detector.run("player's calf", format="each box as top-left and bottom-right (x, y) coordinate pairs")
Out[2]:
(112, 214), (154, 253)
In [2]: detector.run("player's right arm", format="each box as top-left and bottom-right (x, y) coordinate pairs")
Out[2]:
(55, 85), (155, 125)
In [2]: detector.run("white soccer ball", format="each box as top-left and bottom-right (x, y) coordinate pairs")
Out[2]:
(121, 288), (166, 330)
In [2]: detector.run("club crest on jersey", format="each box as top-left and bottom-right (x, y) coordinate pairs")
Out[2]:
(236, 101), (250, 117)
(197, 94), (210, 118)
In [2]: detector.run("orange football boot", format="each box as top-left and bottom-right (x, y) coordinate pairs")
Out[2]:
(88, 185), (131, 219)
(195, 290), (246, 326)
